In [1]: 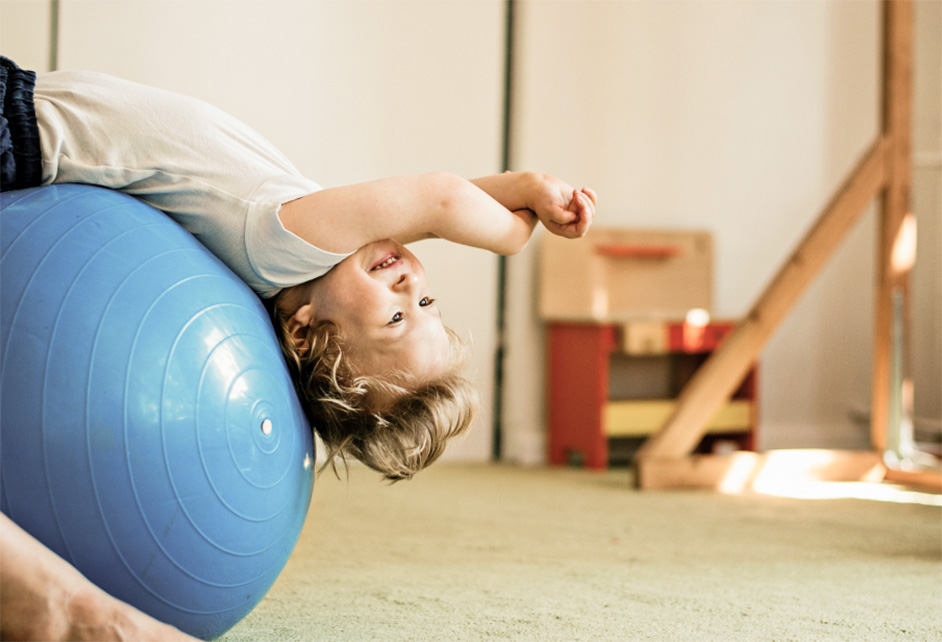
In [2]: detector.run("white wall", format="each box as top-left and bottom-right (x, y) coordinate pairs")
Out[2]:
(505, 0), (940, 461)
(0, 0), (51, 67)
(1, 0), (506, 463)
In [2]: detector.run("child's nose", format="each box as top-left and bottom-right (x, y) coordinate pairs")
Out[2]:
(393, 272), (419, 292)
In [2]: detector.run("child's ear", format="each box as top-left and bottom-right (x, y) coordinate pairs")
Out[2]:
(286, 303), (315, 355)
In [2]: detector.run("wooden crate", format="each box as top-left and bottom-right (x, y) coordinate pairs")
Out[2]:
(540, 227), (713, 321)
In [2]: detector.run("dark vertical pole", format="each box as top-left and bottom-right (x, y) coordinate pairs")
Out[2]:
(492, 0), (516, 461)
(49, 0), (60, 71)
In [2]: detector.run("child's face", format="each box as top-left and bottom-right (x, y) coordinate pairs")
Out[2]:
(307, 239), (451, 385)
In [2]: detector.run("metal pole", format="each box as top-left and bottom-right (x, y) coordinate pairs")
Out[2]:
(49, 0), (60, 71)
(492, 0), (516, 461)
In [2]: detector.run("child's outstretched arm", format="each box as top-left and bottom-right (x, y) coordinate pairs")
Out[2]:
(277, 171), (595, 256)
(470, 171), (596, 240)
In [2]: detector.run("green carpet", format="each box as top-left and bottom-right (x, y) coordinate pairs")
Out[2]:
(219, 463), (942, 642)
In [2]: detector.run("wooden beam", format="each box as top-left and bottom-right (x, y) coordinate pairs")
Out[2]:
(636, 450), (885, 492)
(872, 0), (914, 452)
(883, 467), (942, 492)
(636, 139), (887, 462)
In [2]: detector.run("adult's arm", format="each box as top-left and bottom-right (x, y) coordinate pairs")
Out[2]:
(0, 512), (196, 641)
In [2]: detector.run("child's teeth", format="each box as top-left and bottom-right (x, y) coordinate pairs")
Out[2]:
(373, 256), (397, 270)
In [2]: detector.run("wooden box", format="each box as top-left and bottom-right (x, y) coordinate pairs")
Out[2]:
(539, 227), (713, 321)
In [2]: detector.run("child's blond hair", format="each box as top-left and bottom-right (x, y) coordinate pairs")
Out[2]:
(271, 300), (478, 481)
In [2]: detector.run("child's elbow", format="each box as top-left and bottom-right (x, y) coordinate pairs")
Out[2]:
(501, 213), (538, 255)
(424, 171), (467, 210)
(498, 235), (531, 256)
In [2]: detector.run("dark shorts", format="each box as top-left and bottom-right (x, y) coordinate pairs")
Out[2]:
(1, 56), (42, 192)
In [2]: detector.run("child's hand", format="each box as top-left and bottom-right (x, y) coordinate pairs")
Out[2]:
(529, 175), (597, 239)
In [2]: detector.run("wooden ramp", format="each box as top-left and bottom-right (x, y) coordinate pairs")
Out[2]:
(635, 0), (941, 493)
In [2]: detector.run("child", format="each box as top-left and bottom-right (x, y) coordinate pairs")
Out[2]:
(1, 54), (596, 641)
(1, 56), (596, 481)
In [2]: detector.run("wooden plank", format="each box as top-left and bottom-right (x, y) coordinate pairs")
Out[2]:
(604, 399), (752, 437)
(872, 0), (914, 452)
(636, 138), (887, 461)
(636, 450), (885, 492)
(883, 467), (942, 492)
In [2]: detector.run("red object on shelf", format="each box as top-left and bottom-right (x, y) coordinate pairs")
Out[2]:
(668, 321), (735, 353)
(593, 244), (684, 259)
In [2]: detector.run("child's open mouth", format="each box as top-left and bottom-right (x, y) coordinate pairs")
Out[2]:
(370, 254), (400, 271)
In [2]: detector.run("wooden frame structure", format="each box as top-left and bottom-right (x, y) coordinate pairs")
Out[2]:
(635, 0), (941, 492)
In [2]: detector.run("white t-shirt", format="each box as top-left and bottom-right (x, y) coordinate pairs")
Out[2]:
(34, 70), (350, 298)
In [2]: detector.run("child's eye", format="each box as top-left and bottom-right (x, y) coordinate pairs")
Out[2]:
(419, 297), (435, 307)
(389, 311), (404, 324)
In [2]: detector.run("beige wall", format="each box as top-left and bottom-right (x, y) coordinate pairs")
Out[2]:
(912, 0), (941, 441)
(2, 0), (938, 463)
(506, 0), (940, 460)
(1, 0), (51, 67)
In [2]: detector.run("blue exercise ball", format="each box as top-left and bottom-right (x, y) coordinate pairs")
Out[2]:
(1, 185), (314, 640)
